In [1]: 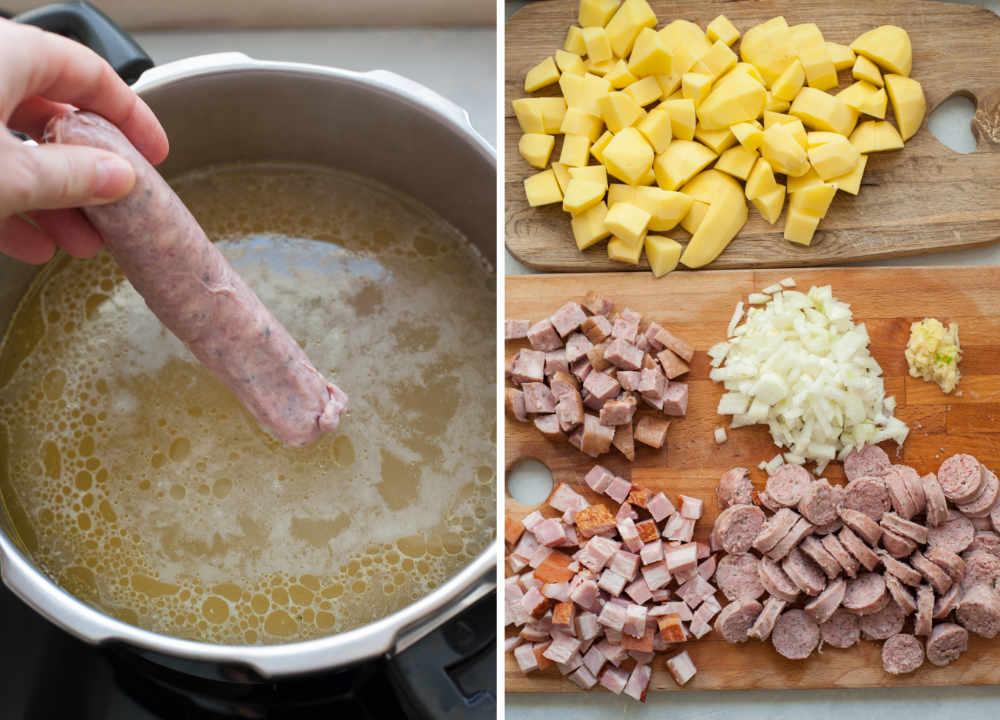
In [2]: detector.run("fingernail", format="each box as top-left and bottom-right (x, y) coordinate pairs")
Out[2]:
(94, 156), (135, 200)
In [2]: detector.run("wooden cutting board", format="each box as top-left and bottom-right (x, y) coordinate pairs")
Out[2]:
(505, 0), (1000, 272)
(505, 266), (1000, 692)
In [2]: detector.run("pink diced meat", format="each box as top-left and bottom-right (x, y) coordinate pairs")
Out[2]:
(549, 483), (588, 513)
(596, 638), (628, 666)
(534, 518), (567, 547)
(623, 603), (647, 638)
(521, 382), (556, 414)
(582, 645), (606, 676)
(664, 543), (698, 574)
(611, 309), (641, 343)
(527, 319), (563, 351)
(617, 370), (641, 391)
(505, 318), (531, 340)
(569, 666), (598, 689)
(582, 371), (620, 405)
(665, 650), (697, 686)
(542, 631), (581, 664)
(623, 663), (652, 702)
(615, 502), (638, 522)
(522, 511), (544, 532)
(544, 350), (568, 376)
(584, 465), (614, 493)
(679, 495), (703, 520)
(599, 396), (637, 426)
(605, 476), (632, 504)
(550, 301), (588, 337)
(582, 291), (613, 317)
(617, 517), (643, 552)
(555, 390), (584, 432)
(604, 338), (644, 370)
(511, 349), (545, 384)
(625, 578), (653, 604)
(564, 332), (594, 364)
(597, 600), (627, 631)
(576, 611), (602, 641)
(640, 539), (664, 565)
(598, 569), (627, 596)
(675, 575), (716, 609)
(599, 665), (630, 694)
(578, 536), (619, 573)
(542, 582), (571, 602)
(662, 383), (689, 416)
(638, 367), (667, 410)
(580, 414), (614, 457)
(697, 555), (717, 580)
(647, 492), (676, 522)
(581, 314), (612, 344)
(570, 356), (592, 382)
(641, 561), (672, 591)
(569, 579), (602, 613)
(609, 549), (640, 580)
(514, 643), (538, 673)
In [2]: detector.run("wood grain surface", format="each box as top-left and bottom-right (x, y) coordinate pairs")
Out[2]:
(505, 0), (1000, 272)
(505, 267), (1000, 692)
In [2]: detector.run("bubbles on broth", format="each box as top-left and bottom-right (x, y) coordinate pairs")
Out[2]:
(0, 164), (496, 645)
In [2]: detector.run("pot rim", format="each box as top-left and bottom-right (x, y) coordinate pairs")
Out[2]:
(0, 53), (498, 677)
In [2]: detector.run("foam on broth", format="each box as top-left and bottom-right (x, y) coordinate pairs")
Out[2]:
(0, 164), (496, 644)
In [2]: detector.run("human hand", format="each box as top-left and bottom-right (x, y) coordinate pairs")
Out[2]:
(0, 19), (169, 264)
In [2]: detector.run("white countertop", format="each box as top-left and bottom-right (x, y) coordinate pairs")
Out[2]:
(504, 0), (1000, 717)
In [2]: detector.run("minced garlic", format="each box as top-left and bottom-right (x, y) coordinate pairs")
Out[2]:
(905, 318), (961, 393)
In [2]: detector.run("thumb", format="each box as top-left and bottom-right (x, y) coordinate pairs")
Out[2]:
(0, 141), (135, 217)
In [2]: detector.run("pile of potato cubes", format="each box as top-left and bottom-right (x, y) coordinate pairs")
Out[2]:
(515, 0), (926, 277)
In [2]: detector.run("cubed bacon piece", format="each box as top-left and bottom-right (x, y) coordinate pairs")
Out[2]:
(520, 587), (551, 618)
(599, 395), (637, 426)
(586, 342), (612, 372)
(505, 578), (526, 626)
(549, 482), (588, 513)
(564, 332), (593, 365)
(543, 631), (582, 664)
(555, 389), (584, 432)
(623, 603), (648, 638)
(504, 636), (523, 652)
(511, 530), (540, 561)
(688, 617), (712, 639)
(636, 519), (659, 543)
(665, 543), (698, 575)
(542, 582), (571, 602)
(507, 554), (528, 573)
(627, 486), (649, 508)
(552, 601), (576, 634)
(604, 338), (644, 371)
(635, 415), (670, 448)
(581, 414), (615, 457)
(664, 515), (695, 542)
(581, 314), (612, 343)
(522, 382), (556, 414)
(598, 569), (628, 596)
(544, 350), (568, 377)
(617, 370), (642, 391)
(534, 549), (575, 582)
(650, 588), (671, 602)
(513, 643), (539, 673)
(505, 318), (531, 340)
(665, 650), (697, 686)
(606, 475), (633, 504)
(581, 645), (606, 677)
(662, 383), (689, 416)
(643, 322), (666, 350)
(642, 561), (672, 590)
(616, 502), (638, 522)
(570, 356), (592, 382)
(578, 535), (620, 572)
(612, 309), (642, 343)
(610, 549), (641, 580)
(528, 545), (554, 568)
(657, 348), (690, 379)
(676, 575), (717, 609)
(638, 367), (668, 410)
(598, 598), (628, 629)
(679, 495), (704, 520)
(527, 318), (563, 351)
(532, 642), (556, 670)
(612, 423), (635, 461)
(505, 516), (525, 546)
(576, 611), (602, 641)
(583, 371), (619, 406)
(522, 510), (544, 532)
(622, 626), (654, 653)
(556, 652), (583, 676)
(596, 638), (628, 667)
(697, 554), (718, 581)
(654, 328), (695, 363)
(569, 665), (598, 689)
(511, 349), (545, 384)
(584, 464), (614, 493)
(617, 517), (643, 552)
(582, 290), (613, 317)
(625, 578), (653, 604)
(505, 388), (528, 423)
(569, 578), (602, 613)
(658, 613), (687, 643)
(647, 492), (676, 522)
(641, 539), (664, 565)
(550, 301), (588, 337)
(533, 413), (563, 441)
(549, 370), (579, 399)
(534, 518), (567, 547)
(623, 663), (652, 703)
(649, 601), (691, 621)
(599, 665), (630, 694)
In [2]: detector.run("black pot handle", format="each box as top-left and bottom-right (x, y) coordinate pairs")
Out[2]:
(13, 0), (152, 84)
(386, 590), (497, 720)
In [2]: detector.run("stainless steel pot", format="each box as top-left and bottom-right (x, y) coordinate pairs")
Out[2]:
(1, 2), (497, 706)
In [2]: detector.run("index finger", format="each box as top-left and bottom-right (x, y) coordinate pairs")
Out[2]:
(0, 20), (169, 164)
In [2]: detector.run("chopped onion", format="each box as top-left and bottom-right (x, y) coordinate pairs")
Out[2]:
(748, 293), (771, 304)
(762, 283), (782, 294)
(779, 277), (796, 288)
(714, 427), (727, 444)
(712, 286), (909, 473)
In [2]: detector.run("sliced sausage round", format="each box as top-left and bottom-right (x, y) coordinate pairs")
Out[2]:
(821, 533), (860, 578)
(921, 472), (949, 527)
(752, 508), (800, 554)
(880, 552), (923, 587)
(968, 530), (1000, 558)
(925, 622), (969, 667)
(880, 512), (929, 545)
(885, 572), (917, 615)
(759, 555), (802, 603)
(798, 478), (839, 526)
(927, 510), (975, 555)
(782, 547), (827, 597)
(748, 596), (787, 641)
(820, 608), (860, 648)
(717, 467), (753, 509)
(799, 535), (842, 580)
(881, 527), (918, 559)
(860, 597), (907, 640)
(805, 576), (846, 624)
(715, 504), (767, 554)
(715, 553), (765, 601)
(838, 507), (882, 546)
(933, 583), (962, 620)
(842, 477), (890, 523)
(957, 464), (999, 518)
(910, 551), (953, 595)
(757, 490), (782, 513)
(925, 545), (967, 585)
(765, 517), (816, 562)
(843, 572), (887, 615)
(765, 465), (813, 507)
(882, 633), (925, 675)
(905, 468), (927, 515)
(956, 584), (1000, 639)
(715, 599), (763, 643)
(844, 445), (891, 482)
(959, 550), (1000, 591)
(992, 502), (1000, 535)
(771, 609), (820, 660)
(885, 465), (919, 519)
(938, 453), (985, 504)
(915, 584), (934, 636)
(838, 526), (881, 572)
(812, 517), (843, 536)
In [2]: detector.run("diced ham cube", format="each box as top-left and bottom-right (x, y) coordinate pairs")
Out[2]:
(584, 465), (614, 493)
(657, 347), (690, 379)
(504, 636), (523, 652)
(599, 395), (637, 426)
(555, 389), (584, 432)
(622, 627), (654, 654)
(657, 613), (686, 643)
(604, 338), (644, 370)
(575, 611), (601, 641)
(533, 518), (567, 548)
(656, 601), (693, 622)
(665, 650), (697, 686)
(586, 342), (611, 373)
(612, 423), (635, 461)
(661, 513), (684, 539)
(634, 415), (670, 448)
(664, 543), (698, 575)
(675, 575), (716, 609)
(580, 414), (614, 457)
(692, 598), (721, 625)
(623, 662), (652, 702)
(609, 550), (640, 580)
(596, 638), (628, 666)
(617, 518), (643, 552)
(544, 350), (568, 377)
(511, 349), (545, 384)
(640, 539), (664, 565)
(654, 327), (695, 363)
(641, 561), (672, 591)
(534, 549), (575, 583)
(556, 651), (583, 676)
(679, 495), (703, 520)
(543, 582), (571, 603)
(520, 587), (551, 618)
(624, 577), (653, 605)
(505, 516), (525, 547)
(674, 518), (695, 542)
(635, 519), (659, 543)
(528, 545), (553, 569)
(564, 332), (593, 365)
(581, 314), (612, 343)
(550, 301), (588, 337)
(505, 318), (531, 340)
(637, 367), (667, 410)
(570, 356), (592, 382)
(617, 370), (641, 391)
(597, 600), (627, 630)
(505, 388), (528, 422)
(622, 603), (647, 638)
(542, 631), (581, 664)
(532, 413), (562, 441)
(582, 645), (606, 677)
(643, 322), (666, 350)
(650, 588), (671, 602)
(549, 483), (588, 513)
(522, 382), (556, 414)
(569, 666), (598, 689)
(635, 335), (650, 353)
(662, 383), (689, 416)
(615, 503), (638, 523)
(514, 643), (539, 673)
(508, 554), (528, 573)
(647, 492), (676, 522)
(527, 319), (563, 351)
(688, 617), (712, 639)
(512, 531), (540, 561)
(695, 542), (710, 560)
(569, 579), (602, 613)
(611, 309), (641, 343)
(605, 476), (632, 504)
(549, 371), (578, 399)
(598, 569), (627, 597)
(505, 578), (526, 626)
(521, 511), (544, 532)
(582, 290), (613, 317)
(582, 371), (619, 406)
(578, 535), (619, 572)
(574, 504), (616, 538)
(599, 665), (630, 694)
(697, 555), (717, 581)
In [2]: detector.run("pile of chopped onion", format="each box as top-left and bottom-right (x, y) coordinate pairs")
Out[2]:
(708, 284), (908, 474)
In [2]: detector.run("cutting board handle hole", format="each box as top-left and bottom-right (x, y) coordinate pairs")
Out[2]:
(507, 458), (553, 506)
(929, 94), (977, 154)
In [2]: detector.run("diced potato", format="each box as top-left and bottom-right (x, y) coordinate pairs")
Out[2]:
(726, 62), (766, 86)
(599, 91), (644, 132)
(751, 185), (786, 224)
(654, 139), (717, 190)
(606, 60), (638, 89)
(771, 58), (805, 102)
(587, 58), (618, 76)
(798, 44), (837, 91)
(715, 145), (759, 180)
(790, 182), (836, 218)
(783, 208), (820, 245)
(693, 39), (738, 79)
(518, 133), (555, 169)
(605, 201), (652, 244)
(806, 131), (843, 148)
(559, 73), (585, 109)
(579, 0), (621, 28)
(659, 19), (712, 70)
(763, 112), (807, 149)
(788, 23), (825, 53)
(606, 0), (657, 58)
(564, 26), (588, 56)
(852, 54), (883, 87)
(693, 125), (737, 154)
(560, 107), (605, 141)
(849, 119), (904, 152)
(636, 109), (673, 153)
(524, 169), (564, 206)
(562, 178), (606, 213)
(706, 14), (740, 47)
(555, 49), (587, 76)
(570, 201), (611, 249)
(807, 135), (861, 181)
(513, 97), (567, 134)
(851, 25), (912, 77)
(790, 87), (858, 136)
(731, 121), (764, 152)
(761, 123), (810, 177)
(837, 80), (879, 112)
(607, 235), (644, 264)
(826, 42), (856, 70)
(644, 235), (683, 276)
(551, 161), (572, 193)
(625, 75), (664, 107)
(745, 157), (780, 199)
(633, 186), (693, 230)
(859, 87), (887, 119)
(681, 167), (741, 203)
(569, 164), (609, 186)
(560, 134), (592, 167)
(829, 154), (868, 195)
(659, 98), (697, 140)
(679, 170), (747, 268)
(696, 68), (766, 130)
(628, 27), (673, 77)
(607, 183), (634, 206)
(884, 74), (925, 141)
(786, 165), (822, 193)
(525, 57), (560, 92)
(682, 72), (714, 108)
(765, 93), (791, 113)
(739, 17), (796, 86)
(603, 126), (656, 184)
(654, 71), (683, 98)
(582, 73), (613, 115)
(635, 167), (656, 186)
(591, 130), (614, 164)
(582, 26), (614, 63)
(681, 199), (709, 233)
(665, 88), (685, 102)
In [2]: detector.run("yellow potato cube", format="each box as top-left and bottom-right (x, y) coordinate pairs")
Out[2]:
(790, 182), (836, 218)
(745, 157), (780, 199)
(807, 136), (861, 181)
(568, 165), (609, 187)
(551, 162), (572, 193)
(783, 208), (820, 245)
(606, 60), (638, 89)
(765, 93), (791, 113)
(644, 235), (683, 277)
(884, 74), (925, 141)
(682, 73), (714, 108)
(579, 0), (620, 28)
(625, 75), (664, 107)
(635, 167), (656, 186)
(859, 87), (887, 119)
(564, 26), (588, 56)
(632, 186), (693, 230)
(788, 23), (825, 53)
(654, 71), (683, 98)
(715, 145), (759, 181)
(582, 27), (614, 63)
(706, 15), (740, 47)
(607, 235), (644, 264)
(837, 80), (879, 112)
(570, 201), (611, 249)
(798, 43), (837, 91)
(562, 178), (606, 214)
(694, 125), (737, 154)
(752, 185), (786, 224)
(603, 126), (655, 184)
(559, 73), (586, 109)
(560, 107), (605, 142)
(513, 97), (567, 134)
(763, 112), (807, 149)
(524, 169), (563, 206)
(827, 42), (856, 70)
(599, 91), (644, 133)
(658, 19), (711, 71)
(587, 58), (619, 76)
(772, 59), (805, 102)
(680, 199), (708, 233)
(693, 39), (738, 79)
(653, 139), (717, 190)
(852, 54), (883, 87)
(582, 73), (613, 115)
(761, 123), (810, 176)
(560, 134), (592, 168)
(525, 56), (561, 93)
(849, 119), (903, 153)
(628, 27), (673, 77)
(731, 121), (764, 152)
(679, 171), (747, 268)
(659, 98), (697, 140)
(664, 88), (685, 102)
(590, 130), (614, 164)
(518, 133), (555, 169)
(636, 109), (672, 153)
(604, 201), (652, 245)
(790, 87), (858, 136)
(786, 165), (822, 193)
(512, 98), (543, 133)
(726, 62), (766, 86)
(851, 25), (912, 77)
(696, 69), (766, 130)
(740, 17), (796, 87)
(606, 0), (657, 58)
(806, 131), (844, 148)
(555, 49), (587, 76)
(829, 154), (868, 195)
(607, 183), (634, 206)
